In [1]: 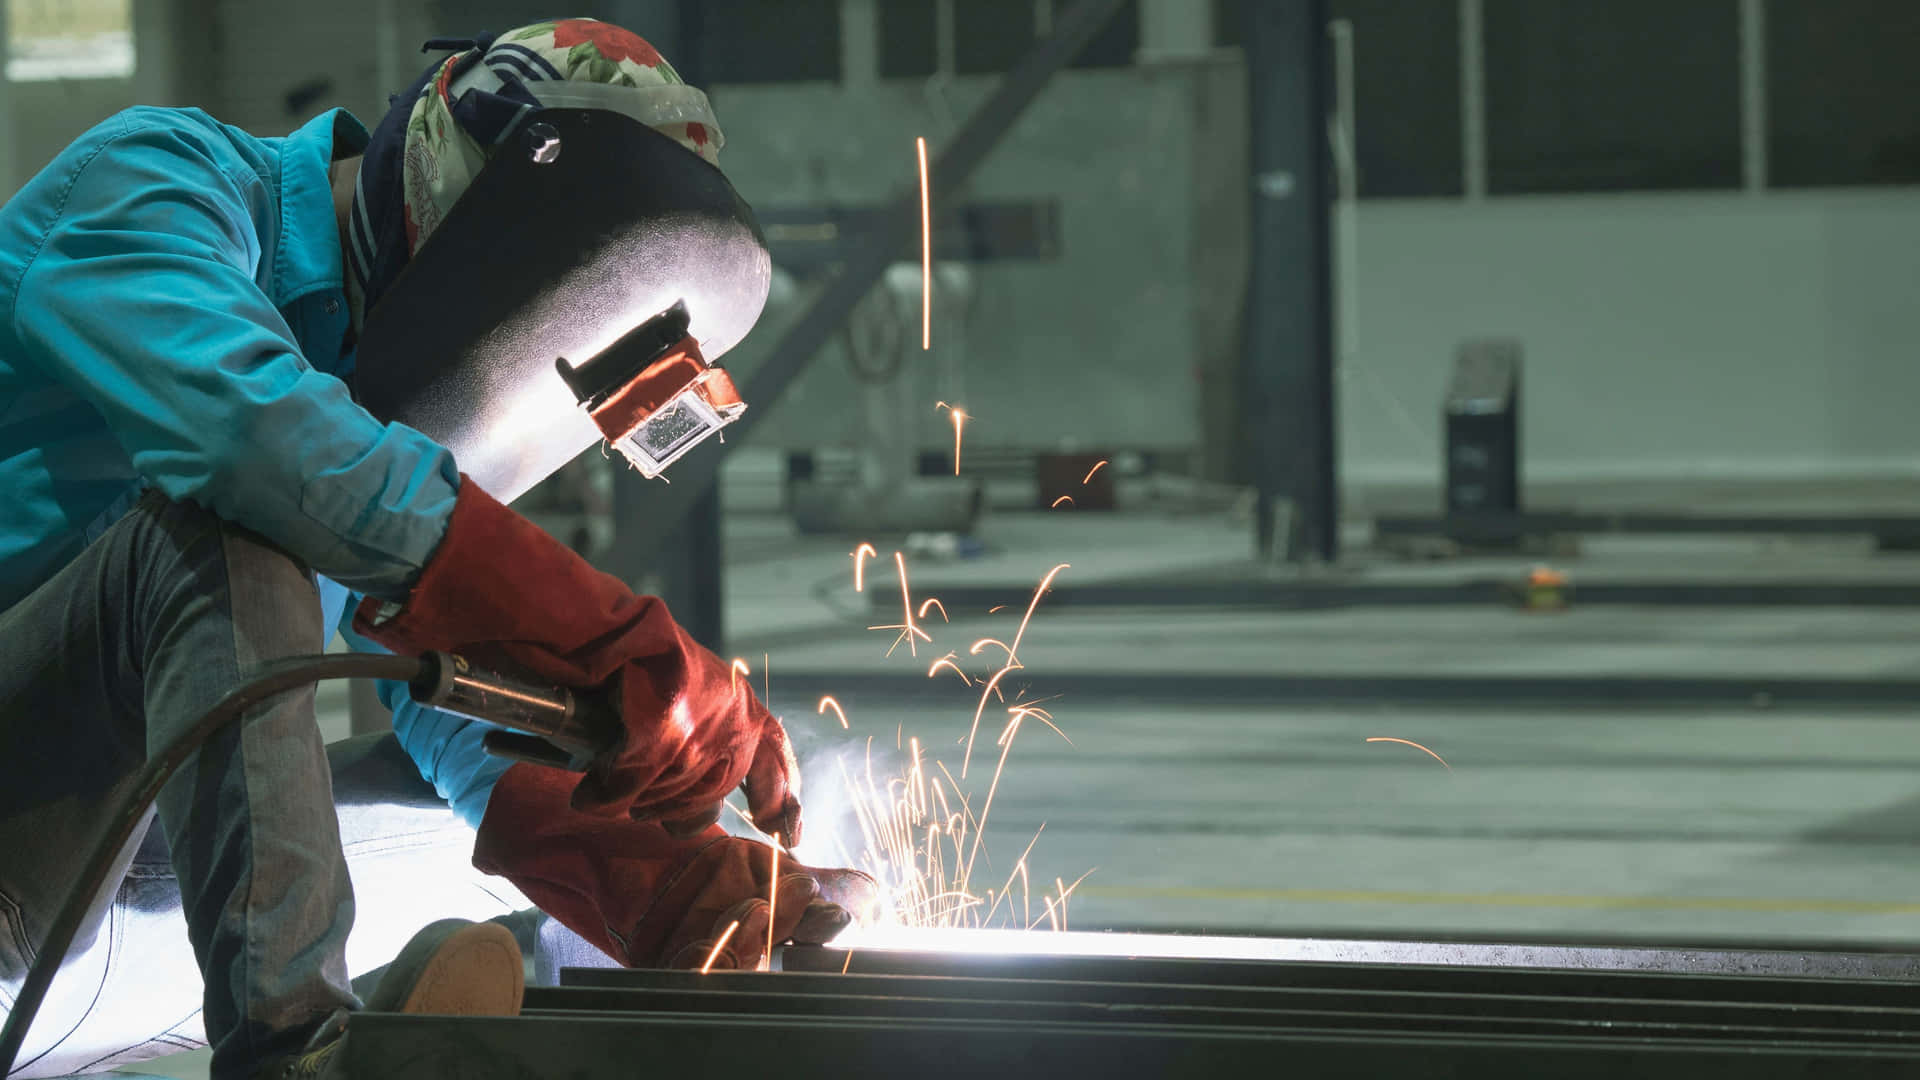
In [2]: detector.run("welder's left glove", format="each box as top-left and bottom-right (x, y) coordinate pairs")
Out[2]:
(474, 762), (877, 970)
(355, 476), (800, 842)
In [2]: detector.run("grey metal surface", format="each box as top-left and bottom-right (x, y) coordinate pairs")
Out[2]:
(1243, 0), (1336, 562)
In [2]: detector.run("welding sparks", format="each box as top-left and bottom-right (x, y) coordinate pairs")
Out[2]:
(917, 136), (931, 351)
(1366, 737), (1452, 772)
(730, 657), (750, 692)
(812, 562), (1084, 941)
(1082, 460), (1108, 484)
(935, 402), (966, 475)
(852, 543), (878, 592)
(868, 551), (934, 658)
(700, 920), (741, 974)
(928, 653), (973, 687)
(818, 695), (850, 729)
(918, 597), (949, 623)
(1050, 495), (1074, 509)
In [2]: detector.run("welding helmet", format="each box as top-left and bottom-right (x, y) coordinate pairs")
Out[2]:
(352, 55), (770, 503)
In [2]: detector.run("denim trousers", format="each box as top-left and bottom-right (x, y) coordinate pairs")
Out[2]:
(0, 494), (553, 1079)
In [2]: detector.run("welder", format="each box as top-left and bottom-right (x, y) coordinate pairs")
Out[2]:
(0, 20), (868, 1080)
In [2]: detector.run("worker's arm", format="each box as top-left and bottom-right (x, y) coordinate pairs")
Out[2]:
(321, 576), (511, 827)
(6, 110), (457, 599)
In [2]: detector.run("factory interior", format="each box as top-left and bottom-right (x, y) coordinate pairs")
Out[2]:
(7, 0), (1920, 1076)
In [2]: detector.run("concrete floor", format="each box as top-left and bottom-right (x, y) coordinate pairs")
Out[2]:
(721, 499), (1920, 949)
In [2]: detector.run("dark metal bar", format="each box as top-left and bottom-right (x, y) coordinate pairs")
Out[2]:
(1377, 512), (1920, 541)
(344, 1007), (1920, 1078)
(757, 671), (1920, 709)
(759, 949), (1920, 1006)
(865, 579), (1920, 609)
(520, 979), (1920, 1046)
(1243, 0), (1337, 563)
(607, 0), (1130, 562)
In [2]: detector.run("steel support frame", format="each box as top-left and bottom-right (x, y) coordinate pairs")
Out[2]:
(1242, 0), (1338, 564)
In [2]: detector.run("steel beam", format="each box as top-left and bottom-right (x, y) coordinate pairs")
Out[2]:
(604, 0), (1130, 562)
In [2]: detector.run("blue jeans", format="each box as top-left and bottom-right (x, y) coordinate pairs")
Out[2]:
(0, 493), (474, 1078)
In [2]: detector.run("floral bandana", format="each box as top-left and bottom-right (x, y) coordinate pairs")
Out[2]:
(347, 19), (724, 326)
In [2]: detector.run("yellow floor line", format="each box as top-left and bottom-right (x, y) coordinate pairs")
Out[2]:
(1078, 884), (1920, 916)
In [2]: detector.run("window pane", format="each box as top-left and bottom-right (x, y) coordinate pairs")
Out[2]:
(1332, 0), (1463, 198)
(5, 0), (133, 81)
(694, 0), (841, 85)
(880, 0), (936, 79)
(1767, 0), (1920, 187)
(1485, 0), (1741, 194)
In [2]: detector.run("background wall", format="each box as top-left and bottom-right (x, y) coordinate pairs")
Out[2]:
(1342, 188), (1920, 486)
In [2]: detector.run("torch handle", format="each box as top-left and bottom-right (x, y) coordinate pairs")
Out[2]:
(409, 651), (620, 772)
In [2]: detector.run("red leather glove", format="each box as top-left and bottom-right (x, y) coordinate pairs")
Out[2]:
(356, 477), (801, 841)
(474, 763), (877, 969)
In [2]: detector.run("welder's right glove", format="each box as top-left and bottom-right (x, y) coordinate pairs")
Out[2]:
(474, 762), (877, 969)
(354, 476), (803, 843)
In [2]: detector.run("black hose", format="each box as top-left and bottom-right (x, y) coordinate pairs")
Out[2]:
(0, 653), (427, 1077)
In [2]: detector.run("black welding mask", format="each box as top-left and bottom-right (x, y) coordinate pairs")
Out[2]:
(353, 107), (771, 503)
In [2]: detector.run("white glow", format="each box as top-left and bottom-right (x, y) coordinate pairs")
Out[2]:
(827, 925), (1320, 963)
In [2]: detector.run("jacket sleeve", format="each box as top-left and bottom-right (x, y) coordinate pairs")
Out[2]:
(7, 113), (458, 598)
(327, 581), (512, 827)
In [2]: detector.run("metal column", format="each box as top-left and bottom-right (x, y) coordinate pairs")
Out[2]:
(1242, 0), (1336, 564)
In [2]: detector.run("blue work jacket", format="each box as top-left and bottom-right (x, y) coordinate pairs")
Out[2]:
(0, 105), (458, 610)
(0, 106), (506, 819)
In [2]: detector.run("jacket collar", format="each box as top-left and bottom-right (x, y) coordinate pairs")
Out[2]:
(273, 108), (371, 304)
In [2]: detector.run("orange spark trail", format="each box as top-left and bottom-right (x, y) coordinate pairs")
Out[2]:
(700, 920), (741, 974)
(1082, 460), (1108, 484)
(1005, 564), (1070, 668)
(841, 949), (855, 975)
(730, 658), (750, 692)
(988, 605), (1006, 614)
(919, 597), (949, 622)
(873, 551), (934, 657)
(917, 136), (931, 351)
(1050, 495), (1074, 509)
(928, 653), (973, 686)
(852, 543), (878, 592)
(1366, 737), (1452, 772)
(818, 695), (850, 729)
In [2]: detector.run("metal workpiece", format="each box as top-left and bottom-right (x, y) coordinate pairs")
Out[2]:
(340, 938), (1920, 1078)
